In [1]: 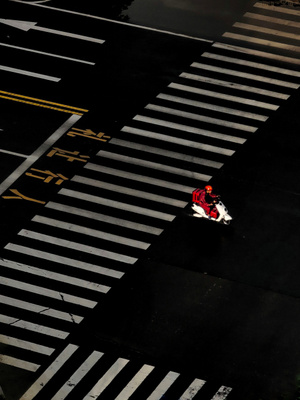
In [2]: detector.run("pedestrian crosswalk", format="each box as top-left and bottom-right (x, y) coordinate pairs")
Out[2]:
(1, 1), (300, 398)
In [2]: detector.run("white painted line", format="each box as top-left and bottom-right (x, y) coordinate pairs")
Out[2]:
(202, 52), (300, 78)
(211, 386), (232, 400)
(83, 358), (129, 400)
(87, 162), (196, 193)
(146, 104), (258, 132)
(0, 294), (83, 323)
(47, 201), (163, 235)
(32, 215), (150, 250)
(72, 175), (188, 208)
(0, 354), (39, 372)
(59, 188), (176, 222)
(180, 72), (290, 99)
(52, 351), (104, 400)
(245, 11), (300, 29)
(147, 371), (180, 400)
(121, 125), (235, 157)
(191, 61), (299, 89)
(234, 22), (300, 43)
(0, 149), (28, 158)
(0, 313), (69, 339)
(0, 114), (81, 195)
(18, 229), (137, 266)
(98, 151), (212, 181)
(157, 93), (268, 121)
(0, 334), (54, 356)
(0, 270), (97, 308)
(2, 245), (112, 292)
(19, 344), (78, 400)
(168, 82), (279, 110)
(0, 64), (60, 81)
(115, 364), (155, 400)
(254, 1), (300, 15)
(223, 32), (300, 54)
(11, 0), (212, 43)
(0, 42), (95, 65)
(179, 378), (206, 399)
(213, 42), (300, 66)
(134, 114), (247, 143)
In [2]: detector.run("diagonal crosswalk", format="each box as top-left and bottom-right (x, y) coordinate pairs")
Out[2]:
(1, 1), (300, 398)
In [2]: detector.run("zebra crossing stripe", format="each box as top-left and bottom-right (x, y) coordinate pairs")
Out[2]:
(234, 22), (300, 43)
(121, 125), (234, 157)
(47, 201), (163, 235)
(0, 294), (83, 323)
(0, 273), (97, 308)
(180, 72), (290, 99)
(72, 175), (188, 208)
(168, 82), (279, 110)
(211, 386), (232, 399)
(147, 371), (180, 400)
(0, 334), (54, 356)
(254, 1), (300, 15)
(83, 358), (129, 399)
(86, 163), (196, 193)
(145, 104), (258, 132)
(19, 344), (78, 400)
(244, 11), (300, 29)
(59, 188), (176, 222)
(179, 378), (206, 399)
(157, 92), (268, 121)
(0, 313), (69, 339)
(213, 42), (300, 66)
(51, 351), (104, 400)
(191, 61), (300, 89)
(0, 354), (39, 372)
(115, 364), (155, 400)
(32, 215), (151, 250)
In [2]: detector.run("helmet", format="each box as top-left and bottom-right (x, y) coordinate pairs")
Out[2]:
(205, 185), (213, 192)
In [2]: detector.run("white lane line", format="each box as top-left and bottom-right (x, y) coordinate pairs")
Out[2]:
(213, 42), (300, 66)
(5, 243), (123, 280)
(202, 52), (300, 78)
(72, 175), (188, 208)
(121, 125), (235, 157)
(87, 162), (196, 193)
(0, 334), (54, 356)
(115, 364), (155, 400)
(0, 354), (39, 372)
(0, 272), (97, 309)
(0, 294), (83, 323)
(2, 247), (111, 292)
(147, 371), (180, 400)
(19, 344), (78, 400)
(47, 201), (163, 235)
(52, 351), (104, 400)
(180, 72), (290, 99)
(234, 22), (300, 43)
(59, 188), (176, 222)
(211, 386), (232, 400)
(254, 1), (300, 15)
(0, 314), (69, 339)
(11, 0), (212, 43)
(135, 112), (246, 144)
(191, 61), (299, 89)
(0, 64), (60, 81)
(18, 229), (137, 266)
(245, 11), (300, 29)
(223, 32), (300, 54)
(157, 93), (268, 121)
(0, 149), (28, 158)
(98, 151), (213, 181)
(0, 42), (95, 65)
(179, 378), (206, 399)
(168, 82), (279, 110)
(145, 104), (258, 132)
(32, 215), (150, 250)
(0, 114), (81, 195)
(83, 358), (129, 400)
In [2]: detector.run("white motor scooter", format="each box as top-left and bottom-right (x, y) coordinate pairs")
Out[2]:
(191, 200), (233, 225)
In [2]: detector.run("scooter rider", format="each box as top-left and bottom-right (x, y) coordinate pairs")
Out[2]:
(198, 185), (220, 217)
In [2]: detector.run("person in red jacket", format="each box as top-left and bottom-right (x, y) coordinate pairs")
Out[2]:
(197, 185), (220, 217)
